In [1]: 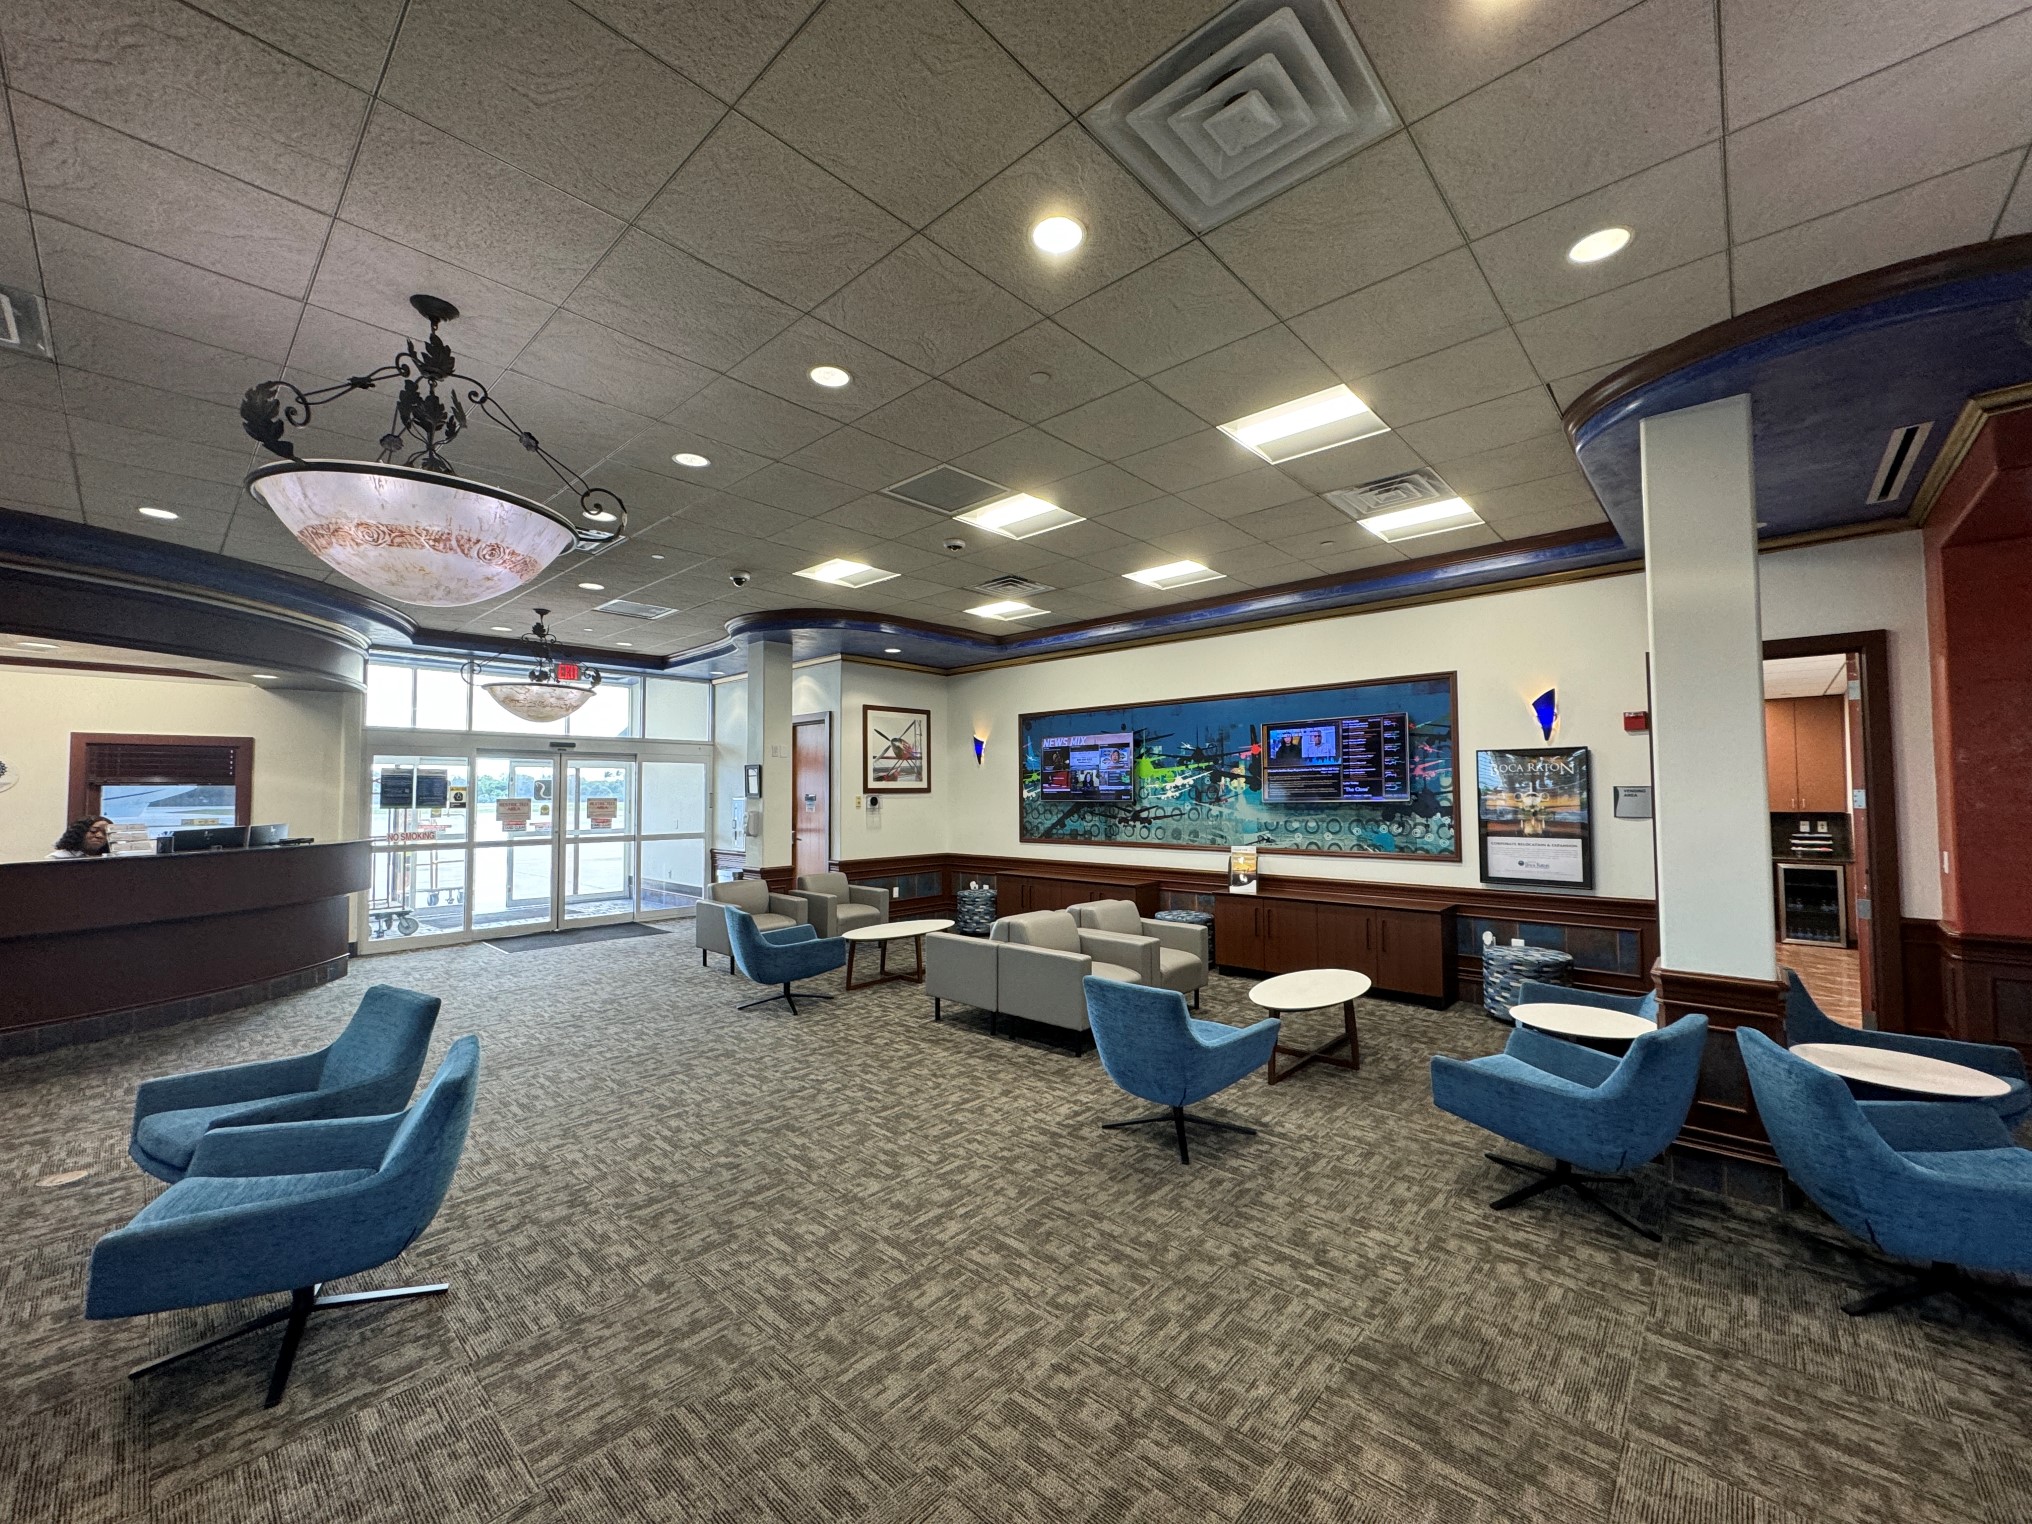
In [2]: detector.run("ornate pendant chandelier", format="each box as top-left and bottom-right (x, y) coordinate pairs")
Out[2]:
(239, 294), (624, 606)
(466, 608), (603, 722)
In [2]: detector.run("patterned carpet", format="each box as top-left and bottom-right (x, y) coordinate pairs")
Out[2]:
(3, 924), (2027, 1523)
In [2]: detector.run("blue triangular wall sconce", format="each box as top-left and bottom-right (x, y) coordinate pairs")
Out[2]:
(1531, 689), (1559, 741)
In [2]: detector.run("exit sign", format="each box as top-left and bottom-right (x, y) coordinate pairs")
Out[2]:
(0, 282), (53, 360)
(555, 662), (581, 681)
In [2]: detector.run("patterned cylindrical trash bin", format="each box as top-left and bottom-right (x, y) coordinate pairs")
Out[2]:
(1153, 909), (1216, 967)
(1481, 944), (1575, 1023)
(954, 884), (997, 937)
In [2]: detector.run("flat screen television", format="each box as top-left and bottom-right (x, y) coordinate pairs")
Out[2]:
(1262, 713), (1411, 804)
(1039, 731), (1136, 802)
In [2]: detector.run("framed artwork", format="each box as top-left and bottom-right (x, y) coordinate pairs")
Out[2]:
(744, 764), (763, 798)
(1477, 746), (1593, 888)
(865, 706), (931, 793)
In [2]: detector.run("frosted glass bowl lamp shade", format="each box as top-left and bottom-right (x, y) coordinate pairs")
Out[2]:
(482, 678), (595, 722)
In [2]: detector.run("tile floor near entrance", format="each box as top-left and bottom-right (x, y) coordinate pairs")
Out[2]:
(2, 926), (2024, 1523)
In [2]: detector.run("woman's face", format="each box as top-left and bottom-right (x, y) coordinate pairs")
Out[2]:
(83, 819), (111, 852)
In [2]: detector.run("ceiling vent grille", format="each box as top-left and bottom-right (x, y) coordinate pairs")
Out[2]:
(970, 573), (1055, 597)
(883, 466), (1009, 513)
(594, 598), (678, 620)
(1865, 421), (1933, 505)
(1084, 0), (1399, 233)
(1326, 469), (1453, 520)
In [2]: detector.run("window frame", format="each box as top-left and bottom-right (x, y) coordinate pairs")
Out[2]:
(68, 732), (256, 826)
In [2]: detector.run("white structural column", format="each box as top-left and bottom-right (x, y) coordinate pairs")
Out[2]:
(744, 636), (794, 871)
(1641, 394), (1777, 980)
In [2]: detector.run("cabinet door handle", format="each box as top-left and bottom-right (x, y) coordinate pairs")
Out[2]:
(1381, 921), (1389, 954)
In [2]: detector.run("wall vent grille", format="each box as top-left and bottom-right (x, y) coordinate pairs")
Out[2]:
(1326, 469), (1453, 520)
(883, 466), (1009, 513)
(1865, 421), (1933, 505)
(594, 598), (678, 620)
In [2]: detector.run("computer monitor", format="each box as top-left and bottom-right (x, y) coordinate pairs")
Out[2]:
(165, 825), (250, 853)
(246, 823), (290, 847)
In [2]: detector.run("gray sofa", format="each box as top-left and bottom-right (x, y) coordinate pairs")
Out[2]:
(696, 879), (808, 970)
(792, 872), (891, 938)
(1069, 899), (1209, 1007)
(924, 909), (1150, 1036)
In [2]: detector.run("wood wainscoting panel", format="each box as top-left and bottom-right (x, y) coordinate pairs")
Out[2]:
(1903, 919), (2032, 1060)
(1658, 967), (1788, 1165)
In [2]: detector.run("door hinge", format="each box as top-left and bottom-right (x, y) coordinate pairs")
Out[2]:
(1851, 788), (1865, 810)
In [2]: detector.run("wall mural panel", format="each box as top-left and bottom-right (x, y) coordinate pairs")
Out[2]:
(1017, 673), (1459, 858)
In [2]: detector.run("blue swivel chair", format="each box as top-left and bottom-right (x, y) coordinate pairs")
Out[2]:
(1083, 976), (1280, 1165)
(1782, 969), (2029, 1126)
(88, 1036), (479, 1408)
(1739, 1027), (2032, 1326)
(1515, 979), (1659, 1024)
(1430, 1016), (1708, 1240)
(129, 985), (441, 1183)
(725, 904), (847, 1014)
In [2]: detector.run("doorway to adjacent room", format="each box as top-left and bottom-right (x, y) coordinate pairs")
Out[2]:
(792, 713), (832, 883)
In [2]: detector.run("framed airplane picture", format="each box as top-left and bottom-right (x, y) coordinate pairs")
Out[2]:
(865, 705), (932, 794)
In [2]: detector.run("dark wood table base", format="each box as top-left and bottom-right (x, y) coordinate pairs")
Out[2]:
(1267, 999), (1361, 1084)
(844, 934), (929, 990)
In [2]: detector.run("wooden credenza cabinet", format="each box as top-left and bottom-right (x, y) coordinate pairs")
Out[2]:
(1215, 893), (1453, 1000)
(995, 872), (1158, 917)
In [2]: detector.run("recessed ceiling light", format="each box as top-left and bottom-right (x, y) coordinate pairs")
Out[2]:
(795, 558), (898, 588)
(1125, 560), (1226, 590)
(616, 641), (633, 647)
(1567, 226), (1632, 264)
(251, 673), (279, 680)
(650, 553), (665, 559)
(18, 640), (59, 650)
(952, 493), (1085, 540)
(883, 647), (901, 654)
(490, 625), (513, 631)
(671, 452), (710, 468)
(1030, 216), (1085, 254)
(138, 505), (179, 520)
(578, 582), (605, 590)
(967, 599), (1049, 621)
(1358, 497), (1485, 543)
(808, 365), (851, 388)
(1219, 385), (1389, 464)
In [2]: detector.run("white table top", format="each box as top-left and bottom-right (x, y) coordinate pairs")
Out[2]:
(1249, 968), (1372, 1011)
(1792, 1042), (2012, 1099)
(841, 918), (954, 942)
(1512, 1002), (1655, 1041)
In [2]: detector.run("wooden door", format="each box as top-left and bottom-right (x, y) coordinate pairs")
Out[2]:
(1376, 910), (1446, 996)
(1214, 896), (1263, 971)
(791, 717), (830, 880)
(1764, 700), (1798, 811)
(1792, 695), (1848, 812)
(1315, 903), (1376, 978)
(1262, 901), (1317, 972)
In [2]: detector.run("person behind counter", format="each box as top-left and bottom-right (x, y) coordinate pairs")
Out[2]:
(49, 816), (114, 860)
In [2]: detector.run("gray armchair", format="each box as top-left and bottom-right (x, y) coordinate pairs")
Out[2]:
(793, 872), (891, 938)
(697, 879), (808, 970)
(988, 910), (1147, 1034)
(925, 932), (998, 1025)
(1071, 899), (1209, 1008)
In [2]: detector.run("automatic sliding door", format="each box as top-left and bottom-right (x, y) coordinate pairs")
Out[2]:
(565, 757), (636, 923)
(473, 754), (559, 936)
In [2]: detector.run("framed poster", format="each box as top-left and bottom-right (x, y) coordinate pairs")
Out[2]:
(1477, 747), (1592, 888)
(865, 705), (931, 793)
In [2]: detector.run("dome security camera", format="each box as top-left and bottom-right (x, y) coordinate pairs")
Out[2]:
(943, 537), (967, 553)
(728, 570), (752, 587)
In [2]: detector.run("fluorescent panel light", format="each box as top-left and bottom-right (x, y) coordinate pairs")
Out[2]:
(1357, 497), (1484, 543)
(1124, 560), (1225, 590)
(951, 493), (1084, 540)
(966, 599), (1049, 620)
(795, 558), (897, 588)
(1219, 385), (1390, 464)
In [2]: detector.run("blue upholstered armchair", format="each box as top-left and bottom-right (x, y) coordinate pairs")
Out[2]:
(1739, 1026), (2032, 1325)
(129, 985), (441, 1183)
(1782, 969), (2029, 1126)
(725, 904), (847, 1014)
(1083, 976), (1280, 1165)
(1516, 979), (1659, 1023)
(89, 1035), (479, 1408)
(1430, 1016), (1708, 1239)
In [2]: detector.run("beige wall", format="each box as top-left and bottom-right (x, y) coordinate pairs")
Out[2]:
(0, 666), (360, 864)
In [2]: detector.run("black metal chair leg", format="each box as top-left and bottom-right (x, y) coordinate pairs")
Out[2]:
(1569, 1181), (1663, 1242)
(1101, 1113), (1175, 1129)
(128, 1303), (299, 1379)
(1173, 1108), (1190, 1164)
(784, 984), (797, 1014)
(701, 949), (709, 968)
(933, 997), (942, 1021)
(1490, 1170), (1566, 1210)
(264, 1286), (317, 1407)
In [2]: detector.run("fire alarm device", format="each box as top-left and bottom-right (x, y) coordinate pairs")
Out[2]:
(1623, 711), (1650, 733)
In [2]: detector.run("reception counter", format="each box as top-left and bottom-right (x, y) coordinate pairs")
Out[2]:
(0, 840), (370, 1054)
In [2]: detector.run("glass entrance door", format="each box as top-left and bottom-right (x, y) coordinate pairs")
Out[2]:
(563, 757), (636, 924)
(473, 754), (561, 937)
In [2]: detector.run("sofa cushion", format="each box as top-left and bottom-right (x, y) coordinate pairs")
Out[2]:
(999, 911), (1081, 954)
(1158, 947), (1203, 983)
(135, 1100), (288, 1174)
(836, 902), (882, 933)
(1078, 899), (1144, 937)
(752, 912), (797, 934)
(1088, 962), (1144, 985)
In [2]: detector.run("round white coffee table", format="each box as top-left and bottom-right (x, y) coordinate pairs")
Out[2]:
(1792, 1042), (2012, 1099)
(1512, 1002), (1656, 1044)
(841, 918), (954, 990)
(1249, 968), (1373, 1084)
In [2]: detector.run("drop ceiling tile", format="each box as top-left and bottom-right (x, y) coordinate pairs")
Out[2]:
(1468, 145), (1728, 323)
(1547, 363), (1624, 411)
(726, 462), (863, 518)
(11, 97), (327, 300)
(1149, 326), (1339, 426)
(603, 425), (770, 489)
(1119, 428), (1260, 493)
(1271, 432), (1430, 494)
(636, 113), (909, 309)
(738, 0), (1066, 226)
(1, 0), (367, 209)
(768, 513), (908, 560)
(69, 417), (256, 487)
(35, 216), (300, 360)
(1226, 552), (1320, 586)
(1395, 388), (1565, 464)
(816, 237), (1040, 376)
(286, 304), (437, 391)
(1055, 243), (1278, 377)
(58, 368), (244, 450)
(1203, 134), (1464, 318)
(454, 374), (651, 482)
(1093, 496), (1221, 542)
(1286, 248), (1507, 381)
(1410, 0), (1721, 238)
(1724, 10), (2032, 241)
(1227, 496), (1345, 540)
(87, 500), (230, 552)
(1045, 463), (1168, 517)
(730, 317), (928, 424)
(180, 0), (404, 91)
(1179, 466), (1312, 519)
(1038, 383), (1202, 458)
(1302, 541), (1409, 576)
(1731, 153), (2022, 313)
(74, 455), (241, 517)
(949, 428), (1100, 492)
(942, 321), (1135, 424)
(1355, 329), (1544, 430)
(0, 106), (23, 209)
(567, 229), (799, 372)
(668, 377), (838, 457)
(339, 106), (624, 303)
(925, 124), (1190, 313)
(510, 310), (716, 419)
(1491, 502), (1610, 539)
(1999, 158), (2032, 237)
(379, 0), (722, 221)
(574, 0), (820, 102)
(0, 352), (62, 413)
(815, 494), (949, 541)
(783, 428), (937, 493)
(853, 380), (1026, 457)
(0, 467), (78, 514)
(309, 221), (557, 371)
(1512, 252), (1730, 378)
(1423, 430), (1583, 497)
(45, 301), (267, 406)
(960, 0), (1224, 114)
(1347, 0), (1640, 125)
(1469, 469), (1600, 523)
